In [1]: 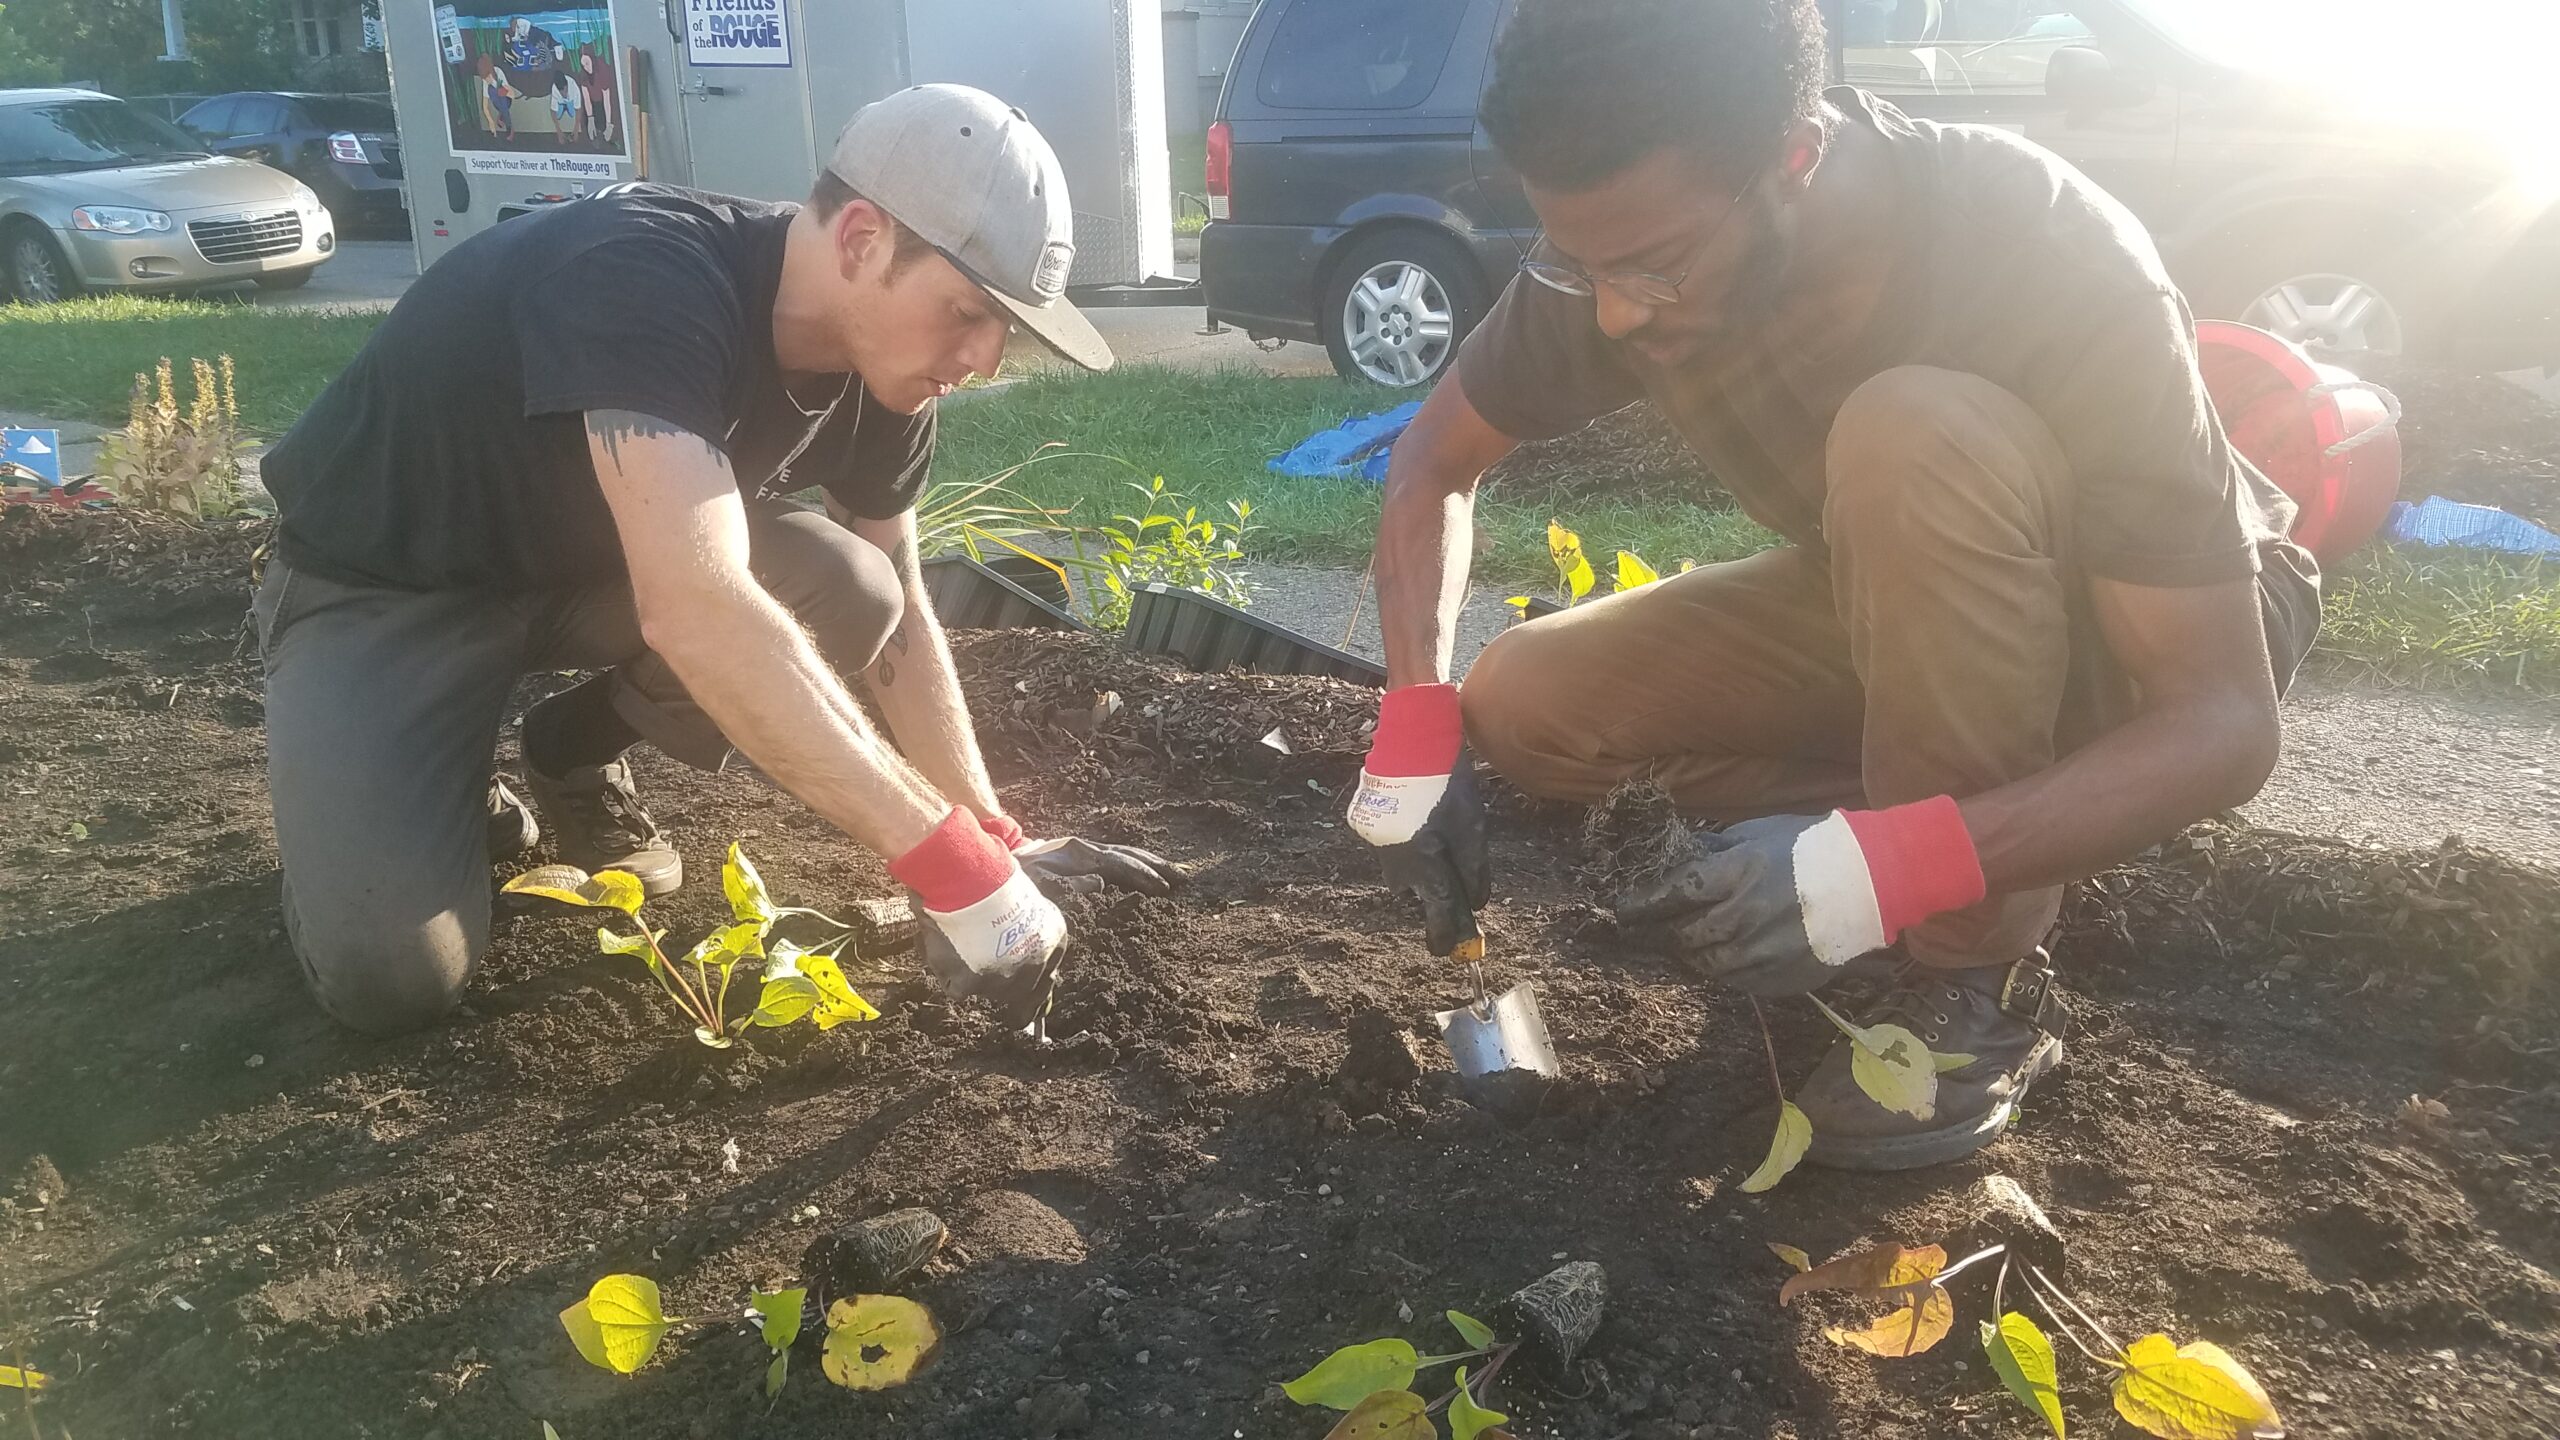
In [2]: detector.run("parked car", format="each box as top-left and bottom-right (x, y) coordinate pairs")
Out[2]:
(178, 91), (406, 235)
(0, 88), (336, 303)
(1202, 0), (2560, 387)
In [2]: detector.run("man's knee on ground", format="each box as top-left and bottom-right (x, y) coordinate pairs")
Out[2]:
(291, 908), (480, 1037)
(774, 524), (905, 670)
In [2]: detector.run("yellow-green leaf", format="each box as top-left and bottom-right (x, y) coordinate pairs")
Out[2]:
(723, 842), (775, 925)
(751, 1288), (806, 1352)
(1740, 1100), (1813, 1193)
(0, 1364), (47, 1390)
(559, 1274), (674, 1374)
(2112, 1335), (2284, 1440)
(1932, 1050), (1978, 1072)
(1768, 1243), (1813, 1273)
(1982, 1313), (2066, 1438)
(596, 925), (667, 959)
(765, 1349), (789, 1400)
(803, 953), (880, 1029)
(753, 974), (822, 1028)
(505, 865), (647, 915)
(1449, 1366), (1510, 1440)
(820, 1294), (941, 1391)
(543, 1424), (563, 1440)
(1283, 1339), (1420, 1410)
(681, 921), (766, 975)
(1548, 519), (1596, 602)
(1825, 1284), (1954, 1357)
(1846, 1021), (1938, 1121)
(1614, 550), (1660, 591)
(1780, 1243), (1947, 1306)
(1322, 1388), (1433, 1440)
(1447, 1309), (1496, 1350)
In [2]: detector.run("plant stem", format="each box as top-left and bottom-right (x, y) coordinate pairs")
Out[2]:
(1993, 1252), (2012, 1323)
(1746, 996), (1785, 1100)
(1423, 1341), (1518, 1416)
(2016, 1264), (2118, 1368)
(13, 1338), (40, 1440)
(2025, 1262), (2124, 1356)
(642, 934), (715, 1030)
(1931, 1243), (2007, 1287)
(1807, 995), (1865, 1043)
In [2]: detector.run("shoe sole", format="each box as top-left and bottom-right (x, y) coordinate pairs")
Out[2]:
(1805, 1036), (2063, 1172)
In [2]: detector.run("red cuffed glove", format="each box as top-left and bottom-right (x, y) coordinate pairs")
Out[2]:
(1614, 797), (1986, 995)
(1346, 683), (1491, 956)
(890, 808), (1065, 1019)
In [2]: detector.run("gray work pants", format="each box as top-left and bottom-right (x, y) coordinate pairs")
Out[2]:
(254, 503), (902, 1036)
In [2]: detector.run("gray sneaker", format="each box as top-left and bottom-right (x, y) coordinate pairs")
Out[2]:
(488, 777), (539, 859)
(524, 757), (683, 897)
(1800, 951), (2065, 1171)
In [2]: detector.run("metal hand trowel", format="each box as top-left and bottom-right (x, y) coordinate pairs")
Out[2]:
(1431, 925), (1559, 1124)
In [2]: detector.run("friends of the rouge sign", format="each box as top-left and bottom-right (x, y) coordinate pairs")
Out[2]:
(684, 0), (791, 66)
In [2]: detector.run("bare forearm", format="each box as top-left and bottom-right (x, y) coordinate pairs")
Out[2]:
(1959, 693), (2280, 893)
(866, 587), (1003, 816)
(651, 580), (947, 857)
(1377, 479), (1478, 687)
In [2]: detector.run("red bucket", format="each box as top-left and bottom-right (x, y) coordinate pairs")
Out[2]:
(2194, 320), (2403, 563)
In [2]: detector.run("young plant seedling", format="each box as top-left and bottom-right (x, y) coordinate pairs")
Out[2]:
(503, 842), (880, 1048)
(562, 1274), (941, 1403)
(1506, 519), (1692, 618)
(1280, 1308), (1518, 1439)
(1766, 1233), (2287, 1439)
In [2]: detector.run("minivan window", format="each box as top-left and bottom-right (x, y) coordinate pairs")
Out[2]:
(0, 98), (209, 177)
(1256, 0), (1473, 111)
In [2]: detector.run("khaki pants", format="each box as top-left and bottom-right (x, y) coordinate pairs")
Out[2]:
(1463, 366), (2318, 969)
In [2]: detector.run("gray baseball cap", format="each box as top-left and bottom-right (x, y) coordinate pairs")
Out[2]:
(827, 84), (1113, 372)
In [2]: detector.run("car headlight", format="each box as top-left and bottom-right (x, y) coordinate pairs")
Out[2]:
(294, 186), (325, 216)
(70, 205), (174, 236)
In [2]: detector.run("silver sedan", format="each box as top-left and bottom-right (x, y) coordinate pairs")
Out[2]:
(1, 87), (336, 302)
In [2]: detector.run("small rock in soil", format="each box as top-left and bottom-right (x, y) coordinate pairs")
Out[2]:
(11, 1155), (67, 1207)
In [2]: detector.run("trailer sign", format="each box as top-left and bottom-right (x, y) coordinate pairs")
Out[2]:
(685, 0), (792, 67)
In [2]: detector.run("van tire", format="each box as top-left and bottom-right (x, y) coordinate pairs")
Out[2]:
(1320, 228), (1489, 388)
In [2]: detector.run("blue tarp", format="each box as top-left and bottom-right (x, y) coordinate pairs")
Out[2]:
(2384, 495), (2560, 557)
(1266, 401), (1424, 483)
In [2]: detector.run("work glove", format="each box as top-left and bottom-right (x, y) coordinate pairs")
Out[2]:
(1614, 797), (1987, 997)
(891, 808), (1070, 1027)
(981, 813), (1184, 899)
(1346, 682), (1491, 957)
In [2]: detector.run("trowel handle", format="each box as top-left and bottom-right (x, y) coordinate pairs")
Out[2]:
(1447, 923), (1485, 965)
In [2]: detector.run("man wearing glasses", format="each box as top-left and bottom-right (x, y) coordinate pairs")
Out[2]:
(1345, 0), (2318, 1168)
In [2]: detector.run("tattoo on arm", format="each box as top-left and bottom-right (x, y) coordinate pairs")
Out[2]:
(586, 409), (699, 470)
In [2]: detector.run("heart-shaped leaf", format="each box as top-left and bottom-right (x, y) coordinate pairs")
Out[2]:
(506, 865), (646, 915)
(681, 921), (767, 974)
(1282, 1339), (1420, 1410)
(1614, 550), (1660, 591)
(802, 953), (880, 1029)
(750, 1288), (806, 1353)
(2112, 1335), (2284, 1439)
(1982, 1312), (2066, 1438)
(596, 925), (667, 960)
(1446, 1309), (1497, 1350)
(1740, 1100), (1813, 1193)
(1322, 1388), (1433, 1440)
(820, 1295), (941, 1391)
(1846, 1021), (1938, 1120)
(1825, 1284), (1954, 1357)
(559, 1274), (675, 1374)
(1780, 1243), (1947, 1306)
(1449, 1365), (1511, 1440)
(723, 842), (775, 926)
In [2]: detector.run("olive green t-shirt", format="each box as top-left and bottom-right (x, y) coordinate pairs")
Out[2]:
(1457, 88), (2301, 591)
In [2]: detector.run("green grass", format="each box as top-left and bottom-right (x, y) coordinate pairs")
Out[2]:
(936, 365), (1773, 587)
(0, 295), (379, 437)
(2316, 548), (2559, 693)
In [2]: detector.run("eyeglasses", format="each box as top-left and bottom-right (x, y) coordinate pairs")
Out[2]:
(1519, 160), (1768, 307)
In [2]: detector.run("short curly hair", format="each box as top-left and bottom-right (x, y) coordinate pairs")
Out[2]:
(1481, 0), (1830, 192)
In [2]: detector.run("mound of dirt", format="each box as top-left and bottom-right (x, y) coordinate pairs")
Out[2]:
(2352, 361), (2560, 530)
(1482, 402), (1727, 509)
(2, 509), (2556, 1440)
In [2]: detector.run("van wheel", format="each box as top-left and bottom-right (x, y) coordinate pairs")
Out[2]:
(1322, 230), (1487, 388)
(4, 223), (81, 305)
(2192, 220), (2417, 360)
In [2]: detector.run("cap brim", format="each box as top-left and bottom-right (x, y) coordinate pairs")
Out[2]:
(987, 284), (1114, 372)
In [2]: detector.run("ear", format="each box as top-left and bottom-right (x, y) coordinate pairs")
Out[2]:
(830, 198), (895, 282)
(1777, 117), (1828, 196)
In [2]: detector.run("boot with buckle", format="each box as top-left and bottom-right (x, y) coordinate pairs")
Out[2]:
(524, 757), (683, 897)
(1799, 948), (2066, 1170)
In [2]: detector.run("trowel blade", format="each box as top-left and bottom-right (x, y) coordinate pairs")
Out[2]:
(1433, 981), (1559, 1124)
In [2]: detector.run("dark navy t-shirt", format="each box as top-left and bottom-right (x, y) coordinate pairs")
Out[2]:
(263, 185), (935, 591)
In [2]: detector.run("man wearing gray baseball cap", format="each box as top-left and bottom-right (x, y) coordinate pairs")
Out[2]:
(255, 84), (1169, 1039)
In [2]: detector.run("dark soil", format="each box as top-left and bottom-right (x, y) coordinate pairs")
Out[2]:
(1483, 403), (1727, 510)
(2361, 360), (2560, 531)
(4, 508), (2558, 1440)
